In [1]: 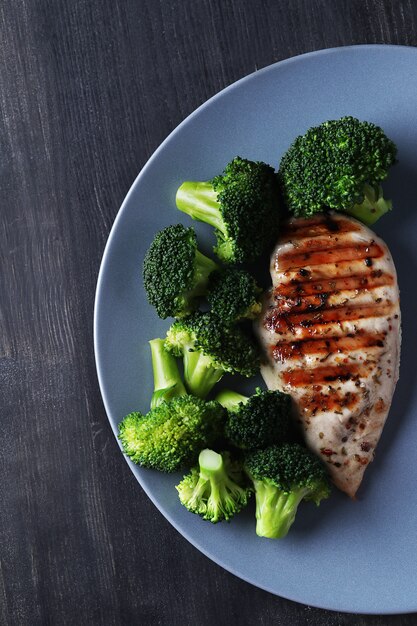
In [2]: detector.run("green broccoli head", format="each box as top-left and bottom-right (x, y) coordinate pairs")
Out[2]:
(143, 224), (218, 319)
(245, 443), (331, 538)
(207, 268), (262, 324)
(216, 387), (293, 450)
(118, 396), (226, 472)
(278, 116), (397, 224)
(176, 157), (280, 264)
(165, 312), (260, 398)
(176, 449), (252, 523)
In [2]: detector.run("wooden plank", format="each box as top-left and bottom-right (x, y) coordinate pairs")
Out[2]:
(0, 0), (416, 623)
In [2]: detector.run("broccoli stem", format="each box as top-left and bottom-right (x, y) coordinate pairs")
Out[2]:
(199, 450), (247, 523)
(347, 183), (392, 225)
(183, 349), (224, 398)
(215, 389), (248, 411)
(253, 479), (308, 539)
(176, 181), (225, 233)
(187, 249), (219, 300)
(199, 448), (224, 477)
(149, 339), (186, 409)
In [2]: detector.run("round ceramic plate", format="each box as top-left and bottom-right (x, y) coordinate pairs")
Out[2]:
(94, 45), (417, 614)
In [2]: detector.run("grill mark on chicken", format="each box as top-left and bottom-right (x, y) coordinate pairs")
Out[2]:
(279, 260), (389, 282)
(280, 236), (356, 252)
(277, 272), (393, 297)
(265, 302), (394, 335)
(257, 213), (401, 498)
(281, 363), (371, 387)
(298, 389), (359, 418)
(278, 242), (383, 271)
(272, 332), (386, 362)
(273, 287), (391, 314)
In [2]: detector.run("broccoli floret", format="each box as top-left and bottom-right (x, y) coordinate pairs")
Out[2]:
(176, 449), (252, 522)
(245, 444), (331, 538)
(176, 157), (280, 264)
(207, 268), (262, 323)
(118, 339), (225, 472)
(216, 387), (292, 450)
(118, 399), (225, 473)
(149, 338), (186, 409)
(165, 312), (259, 398)
(143, 224), (218, 319)
(278, 116), (397, 224)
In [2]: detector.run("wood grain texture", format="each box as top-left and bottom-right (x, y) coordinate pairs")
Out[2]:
(1, 0), (416, 624)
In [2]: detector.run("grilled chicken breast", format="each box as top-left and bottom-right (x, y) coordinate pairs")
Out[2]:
(257, 213), (401, 497)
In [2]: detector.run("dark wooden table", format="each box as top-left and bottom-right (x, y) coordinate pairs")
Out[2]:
(2, 1), (416, 624)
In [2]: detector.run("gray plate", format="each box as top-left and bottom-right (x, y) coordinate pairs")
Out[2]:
(94, 45), (417, 613)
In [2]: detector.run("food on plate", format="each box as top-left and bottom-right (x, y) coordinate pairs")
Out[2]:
(124, 115), (400, 537)
(143, 224), (219, 319)
(176, 449), (252, 523)
(176, 156), (281, 264)
(207, 267), (262, 323)
(278, 116), (397, 224)
(164, 311), (259, 398)
(244, 443), (331, 538)
(257, 212), (401, 497)
(118, 339), (226, 472)
(216, 387), (293, 450)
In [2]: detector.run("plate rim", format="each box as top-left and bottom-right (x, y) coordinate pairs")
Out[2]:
(94, 44), (417, 615)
